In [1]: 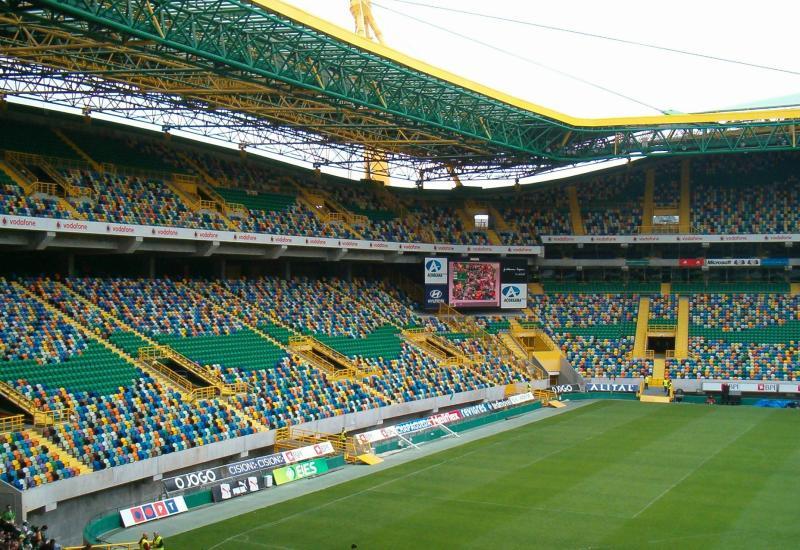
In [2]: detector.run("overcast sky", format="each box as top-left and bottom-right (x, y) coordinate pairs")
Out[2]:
(285, 0), (800, 118)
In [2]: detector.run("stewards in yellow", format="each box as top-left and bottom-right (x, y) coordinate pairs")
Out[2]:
(138, 533), (150, 550)
(152, 532), (165, 549)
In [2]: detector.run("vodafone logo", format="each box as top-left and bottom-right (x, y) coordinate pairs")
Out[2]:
(108, 225), (134, 234)
(237, 234), (257, 242)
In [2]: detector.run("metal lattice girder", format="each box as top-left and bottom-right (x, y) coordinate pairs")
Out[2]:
(1, 0), (799, 180)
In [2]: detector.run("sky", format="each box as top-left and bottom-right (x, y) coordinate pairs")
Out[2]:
(284, 0), (800, 118)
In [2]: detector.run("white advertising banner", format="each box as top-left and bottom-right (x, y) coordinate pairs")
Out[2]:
(424, 257), (448, 284)
(541, 234), (800, 245)
(0, 215), (541, 255)
(705, 258), (761, 267)
(119, 496), (188, 528)
(500, 284), (527, 309)
(702, 382), (780, 393)
(281, 441), (335, 464)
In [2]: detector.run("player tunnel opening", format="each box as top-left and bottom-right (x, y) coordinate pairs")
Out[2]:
(647, 336), (675, 356)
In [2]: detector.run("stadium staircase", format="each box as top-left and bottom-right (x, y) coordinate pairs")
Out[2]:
(679, 159), (692, 233)
(401, 329), (496, 385)
(640, 169), (655, 233)
(1, 154), (88, 219)
(507, 319), (563, 378)
(632, 297), (650, 358)
(137, 345), (243, 399)
(0, 380), (71, 428)
(458, 202), (501, 245)
(291, 181), (365, 239)
(675, 296), (690, 359)
(48, 282), (210, 401)
(52, 129), (102, 171)
(287, 336), (379, 380)
(566, 185), (586, 235)
(487, 203), (512, 233)
(436, 304), (545, 379)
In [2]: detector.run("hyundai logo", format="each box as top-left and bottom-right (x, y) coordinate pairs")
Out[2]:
(425, 259), (443, 273)
(502, 286), (521, 298)
(429, 290), (443, 299)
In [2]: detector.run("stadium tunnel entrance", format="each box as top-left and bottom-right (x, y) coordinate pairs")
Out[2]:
(647, 336), (675, 356)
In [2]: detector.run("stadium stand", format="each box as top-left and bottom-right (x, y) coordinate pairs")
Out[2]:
(669, 293), (800, 380)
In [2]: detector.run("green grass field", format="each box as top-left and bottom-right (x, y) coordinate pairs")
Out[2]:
(171, 402), (800, 549)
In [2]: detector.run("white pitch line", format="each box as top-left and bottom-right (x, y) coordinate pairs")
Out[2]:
(632, 422), (757, 519)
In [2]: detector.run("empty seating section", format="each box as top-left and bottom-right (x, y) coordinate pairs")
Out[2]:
(0, 279), (87, 363)
(224, 277), (414, 338)
(527, 294), (638, 330)
(0, 120), (78, 159)
(496, 188), (572, 243)
(692, 153), (800, 234)
(578, 176), (643, 235)
(690, 294), (800, 333)
(62, 169), (229, 229)
(158, 330), (286, 373)
(670, 340), (799, 381)
(673, 281), (789, 294)
(411, 204), (489, 245)
(65, 130), (177, 173)
(66, 278), (244, 338)
(649, 294), (676, 325)
(528, 293), (643, 377)
(224, 357), (385, 429)
(5, 116), (800, 242)
(0, 431), (80, 490)
(217, 186), (355, 238)
(448, 337), (526, 384)
(356, 343), (488, 402)
(42, 377), (252, 471)
(0, 171), (70, 219)
(561, 335), (652, 378)
(542, 281), (660, 294)
(669, 293), (800, 380)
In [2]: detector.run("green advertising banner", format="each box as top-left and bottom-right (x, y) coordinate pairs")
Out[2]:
(272, 459), (329, 486)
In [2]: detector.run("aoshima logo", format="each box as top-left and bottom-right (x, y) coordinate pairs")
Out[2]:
(425, 259), (443, 273)
(502, 286), (521, 298)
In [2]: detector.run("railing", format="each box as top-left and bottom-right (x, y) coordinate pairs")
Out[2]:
(349, 214), (369, 227)
(68, 184), (94, 198)
(226, 201), (247, 216)
(0, 415), (25, 434)
(0, 380), (35, 415)
(173, 173), (199, 185)
(33, 181), (59, 196)
(191, 386), (220, 401)
(199, 199), (218, 211)
(647, 324), (677, 332)
(33, 408), (74, 427)
(144, 358), (194, 393)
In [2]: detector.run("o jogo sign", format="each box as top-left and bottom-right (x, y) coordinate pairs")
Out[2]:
(163, 441), (334, 492)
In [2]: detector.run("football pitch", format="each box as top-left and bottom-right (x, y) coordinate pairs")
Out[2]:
(170, 401), (800, 549)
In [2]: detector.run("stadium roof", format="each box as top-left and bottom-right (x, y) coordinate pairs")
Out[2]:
(2, 0), (800, 181)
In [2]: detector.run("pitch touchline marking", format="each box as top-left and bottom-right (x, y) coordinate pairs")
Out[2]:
(632, 420), (758, 519)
